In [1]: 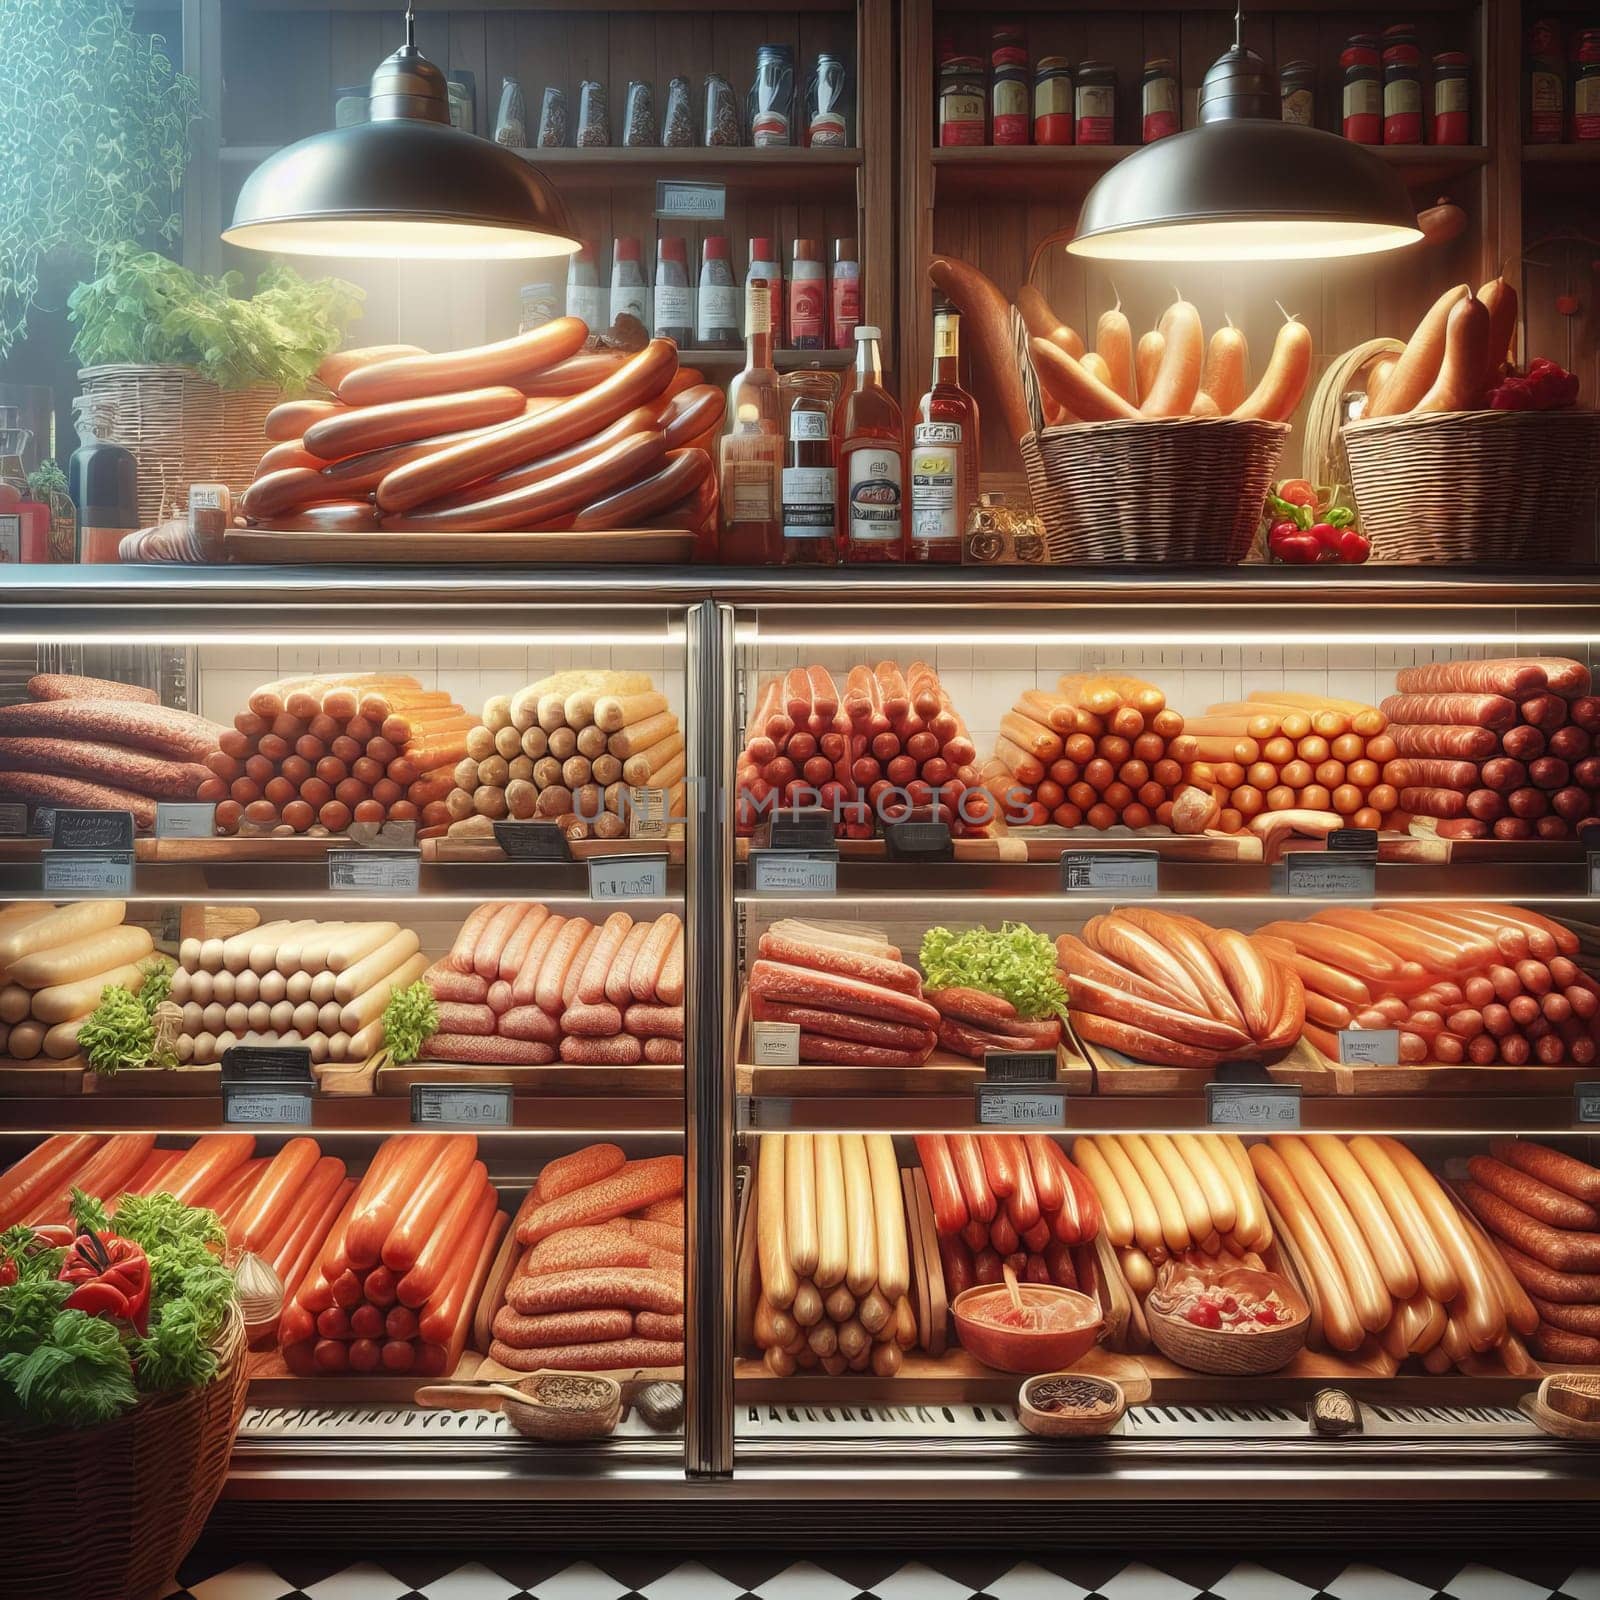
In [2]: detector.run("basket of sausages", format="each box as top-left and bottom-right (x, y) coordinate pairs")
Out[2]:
(928, 256), (1301, 565)
(1339, 276), (1600, 563)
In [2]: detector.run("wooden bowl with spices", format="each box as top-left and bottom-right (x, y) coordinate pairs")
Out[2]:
(1018, 1372), (1127, 1438)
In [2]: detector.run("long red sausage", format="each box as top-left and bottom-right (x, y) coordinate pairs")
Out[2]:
(570, 447), (711, 532)
(336, 319), (588, 406)
(303, 386), (528, 462)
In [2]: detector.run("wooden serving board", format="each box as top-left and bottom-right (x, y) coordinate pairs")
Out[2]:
(1312, 1049), (1592, 1098)
(1080, 1034), (1337, 1097)
(425, 833), (685, 865)
(226, 528), (695, 565)
(86, 1065), (222, 1097)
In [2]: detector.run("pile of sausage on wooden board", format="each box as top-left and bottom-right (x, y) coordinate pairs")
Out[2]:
(199, 672), (471, 836)
(1260, 903), (1598, 1068)
(439, 669), (684, 846)
(1459, 1139), (1600, 1366)
(1377, 657), (1600, 841)
(0, 674), (223, 832)
(917, 1134), (1102, 1300)
(492, 1144), (684, 1372)
(424, 904), (684, 1067)
(171, 917), (428, 1068)
(280, 1133), (506, 1377)
(751, 1133), (918, 1377)
(736, 662), (991, 839)
(242, 323), (722, 543)
(0, 901), (156, 1063)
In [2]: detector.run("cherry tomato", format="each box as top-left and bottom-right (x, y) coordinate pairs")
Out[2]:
(1184, 1300), (1223, 1329)
(1277, 479), (1317, 507)
(1337, 528), (1371, 564)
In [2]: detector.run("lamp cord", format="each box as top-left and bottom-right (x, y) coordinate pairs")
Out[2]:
(1234, 0), (1243, 51)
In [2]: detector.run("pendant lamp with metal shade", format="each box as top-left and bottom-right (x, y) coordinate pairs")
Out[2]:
(223, 3), (578, 259)
(1069, 6), (1422, 262)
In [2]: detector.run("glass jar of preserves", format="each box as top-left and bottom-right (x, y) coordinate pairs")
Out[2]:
(1341, 35), (1381, 143)
(1033, 57), (1073, 144)
(990, 25), (1030, 145)
(939, 54), (986, 146)
(1528, 19), (1565, 143)
(1431, 51), (1470, 145)
(1279, 59), (1315, 127)
(749, 44), (796, 146)
(1381, 24), (1423, 144)
(1141, 57), (1178, 142)
(1075, 60), (1116, 145)
(1577, 30), (1600, 141)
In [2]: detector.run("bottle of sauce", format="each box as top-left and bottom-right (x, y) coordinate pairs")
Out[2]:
(1033, 57), (1073, 144)
(1141, 58), (1179, 142)
(565, 242), (604, 333)
(829, 237), (861, 349)
(67, 397), (138, 564)
(990, 25), (1030, 145)
(1380, 24), (1423, 144)
(1341, 36), (1382, 143)
(788, 239), (826, 350)
(835, 325), (904, 563)
(719, 278), (783, 564)
(1577, 29), (1600, 140)
(0, 408), (53, 563)
(780, 368), (838, 564)
(697, 236), (740, 349)
(609, 236), (651, 335)
(1074, 62), (1117, 144)
(747, 237), (784, 345)
(908, 302), (978, 565)
(653, 236), (693, 347)
(1528, 19), (1566, 143)
(938, 53), (986, 146)
(1431, 52), (1470, 144)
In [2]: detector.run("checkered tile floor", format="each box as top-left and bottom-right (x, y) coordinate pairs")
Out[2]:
(163, 1553), (1600, 1600)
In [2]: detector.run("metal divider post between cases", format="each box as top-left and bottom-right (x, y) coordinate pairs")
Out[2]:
(685, 601), (735, 1477)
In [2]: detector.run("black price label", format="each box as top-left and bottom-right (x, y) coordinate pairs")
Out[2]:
(493, 820), (574, 861)
(765, 808), (836, 852)
(983, 1048), (1057, 1083)
(221, 1045), (314, 1085)
(884, 818), (953, 859)
(52, 808), (135, 852)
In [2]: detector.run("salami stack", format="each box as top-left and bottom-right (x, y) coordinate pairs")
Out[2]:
(493, 1144), (685, 1372)
(424, 903), (683, 1067)
(280, 1133), (506, 1377)
(1378, 657), (1600, 840)
(747, 921), (940, 1067)
(982, 673), (1187, 831)
(0, 900), (155, 1063)
(440, 670), (684, 844)
(171, 917), (428, 1067)
(199, 672), (470, 835)
(0, 673), (222, 831)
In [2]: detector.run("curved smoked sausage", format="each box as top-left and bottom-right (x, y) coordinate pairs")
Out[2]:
(570, 447), (711, 532)
(336, 319), (588, 405)
(303, 386), (528, 461)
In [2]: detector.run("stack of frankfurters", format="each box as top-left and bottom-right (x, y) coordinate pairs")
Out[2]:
(1, 901), (157, 1064)
(980, 672), (1188, 830)
(199, 672), (471, 836)
(1459, 1139), (1600, 1365)
(925, 986), (1063, 1061)
(0, 673), (222, 831)
(748, 921), (939, 1068)
(242, 324), (722, 543)
(1258, 903), (1597, 1067)
(280, 1133), (506, 1377)
(917, 1134), (1101, 1300)
(491, 1144), (685, 1372)
(1377, 657), (1600, 841)
(1057, 909), (1305, 1070)
(425, 904), (683, 1067)
(172, 917), (427, 1068)
(441, 670), (684, 845)
(752, 1133), (917, 1377)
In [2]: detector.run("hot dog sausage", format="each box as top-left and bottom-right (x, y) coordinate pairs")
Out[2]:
(336, 318), (588, 405)
(570, 446), (711, 532)
(303, 386), (529, 461)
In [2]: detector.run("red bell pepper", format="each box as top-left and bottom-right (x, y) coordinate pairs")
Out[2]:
(57, 1227), (152, 1336)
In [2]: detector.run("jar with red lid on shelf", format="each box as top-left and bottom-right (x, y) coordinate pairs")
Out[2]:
(990, 24), (1030, 145)
(1141, 58), (1179, 143)
(1341, 35), (1382, 143)
(1075, 61), (1116, 145)
(1528, 18), (1565, 144)
(1033, 56), (1073, 144)
(1431, 51), (1470, 146)
(1576, 29), (1600, 141)
(938, 53), (986, 146)
(1381, 24), (1423, 145)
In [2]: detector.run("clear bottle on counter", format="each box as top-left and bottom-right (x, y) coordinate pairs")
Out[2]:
(494, 77), (527, 146)
(66, 397), (137, 564)
(908, 301), (978, 565)
(747, 237), (784, 343)
(1033, 56), (1074, 144)
(623, 81), (657, 147)
(780, 367), (839, 564)
(566, 242), (604, 333)
(835, 325), (904, 563)
(938, 54), (986, 146)
(654, 236), (693, 346)
(536, 86), (568, 147)
(696, 236), (740, 349)
(1142, 57), (1179, 142)
(1432, 51), (1470, 144)
(1528, 20), (1565, 143)
(991, 25), (1030, 145)
(1279, 59), (1316, 126)
(806, 54), (849, 146)
(1075, 61), (1117, 144)
(577, 81), (610, 146)
(609, 236), (651, 335)
(662, 76), (694, 146)
(720, 278), (783, 564)
(830, 237), (861, 350)
(749, 44), (796, 145)
(1381, 24), (1423, 144)
(1341, 36), (1382, 142)
(704, 72), (740, 145)
(788, 239), (826, 350)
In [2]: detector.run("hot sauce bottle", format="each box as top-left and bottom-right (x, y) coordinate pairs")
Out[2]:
(908, 302), (979, 564)
(835, 325), (904, 562)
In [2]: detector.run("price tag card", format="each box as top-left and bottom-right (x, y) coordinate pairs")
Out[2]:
(52, 807), (135, 852)
(0, 802), (26, 836)
(1062, 849), (1159, 894)
(493, 820), (573, 862)
(974, 1084), (1068, 1127)
(156, 802), (217, 840)
(327, 847), (421, 895)
(221, 1045), (314, 1085)
(765, 809), (836, 852)
(1576, 1081), (1600, 1125)
(1277, 850), (1375, 899)
(739, 1094), (794, 1129)
(750, 849), (838, 896)
(656, 179), (726, 221)
(1206, 1082), (1302, 1128)
(411, 1082), (513, 1127)
(224, 1085), (313, 1126)
(41, 850), (134, 895)
(983, 1048), (1057, 1083)
(628, 787), (673, 840)
(1337, 1028), (1400, 1065)
(884, 818), (953, 860)
(587, 853), (668, 900)
(750, 1020), (800, 1066)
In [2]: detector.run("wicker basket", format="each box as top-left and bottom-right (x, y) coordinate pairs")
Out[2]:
(79, 365), (281, 527)
(1342, 407), (1600, 563)
(1145, 1266), (1309, 1376)
(1, 1304), (247, 1600)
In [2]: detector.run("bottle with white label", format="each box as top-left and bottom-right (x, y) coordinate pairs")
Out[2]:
(780, 368), (838, 564)
(746, 236), (784, 343)
(609, 235), (651, 336)
(697, 235), (740, 349)
(788, 238), (826, 350)
(566, 242), (603, 333)
(719, 278), (783, 563)
(653, 236), (693, 346)
(834, 325), (904, 562)
(909, 302), (978, 564)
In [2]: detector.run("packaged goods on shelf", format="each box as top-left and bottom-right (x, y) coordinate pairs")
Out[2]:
(199, 672), (472, 836)
(0, 901), (158, 1063)
(736, 661), (992, 838)
(489, 1143), (685, 1372)
(748, 1133), (917, 1377)
(422, 903), (684, 1067)
(171, 917), (428, 1067)
(441, 670), (685, 842)
(0, 675), (224, 831)
(279, 1133), (505, 1377)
